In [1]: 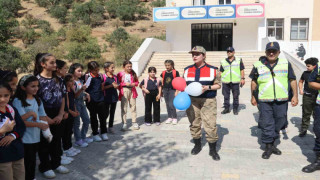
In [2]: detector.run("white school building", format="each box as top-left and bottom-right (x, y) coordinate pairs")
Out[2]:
(131, 0), (320, 77)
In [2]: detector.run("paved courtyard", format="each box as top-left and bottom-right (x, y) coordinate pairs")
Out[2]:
(35, 62), (320, 180)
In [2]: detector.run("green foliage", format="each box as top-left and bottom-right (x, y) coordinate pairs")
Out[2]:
(49, 5), (68, 23)
(0, 9), (19, 43)
(153, 34), (166, 41)
(0, 0), (22, 18)
(104, 27), (129, 47)
(114, 35), (142, 65)
(36, 20), (54, 35)
(35, 0), (51, 8)
(71, 0), (105, 27)
(21, 29), (39, 45)
(105, 0), (118, 18)
(65, 25), (101, 62)
(21, 14), (38, 29)
(0, 43), (31, 72)
(151, 0), (165, 7)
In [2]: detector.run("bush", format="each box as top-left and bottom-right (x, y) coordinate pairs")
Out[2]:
(0, 0), (22, 18)
(35, 0), (51, 8)
(104, 27), (129, 47)
(36, 20), (54, 35)
(21, 28), (39, 45)
(151, 0), (165, 7)
(0, 10), (19, 43)
(21, 14), (38, 29)
(66, 25), (91, 42)
(24, 34), (61, 59)
(71, 0), (105, 26)
(0, 43), (31, 72)
(49, 5), (68, 23)
(114, 35), (142, 65)
(153, 34), (166, 41)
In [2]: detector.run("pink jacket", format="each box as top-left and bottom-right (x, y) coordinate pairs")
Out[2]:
(117, 71), (139, 101)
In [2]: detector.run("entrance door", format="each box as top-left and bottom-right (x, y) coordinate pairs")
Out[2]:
(192, 23), (233, 51)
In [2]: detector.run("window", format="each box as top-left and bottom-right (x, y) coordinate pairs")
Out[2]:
(219, 0), (231, 5)
(291, 19), (309, 40)
(193, 0), (205, 5)
(267, 19), (284, 40)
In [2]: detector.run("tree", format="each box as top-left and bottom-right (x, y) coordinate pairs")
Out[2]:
(0, 9), (19, 43)
(151, 0), (165, 7)
(49, 5), (68, 23)
(105, 27), (129, 47)
(71, 0), (105, 27)
(0, 0), (22, 18)
(115, 35), (142, 65)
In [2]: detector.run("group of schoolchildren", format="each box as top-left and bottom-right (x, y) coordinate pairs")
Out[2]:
(0, 53), (180, 180)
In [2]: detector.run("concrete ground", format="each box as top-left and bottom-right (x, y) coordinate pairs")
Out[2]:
(35, 63), (320, 180)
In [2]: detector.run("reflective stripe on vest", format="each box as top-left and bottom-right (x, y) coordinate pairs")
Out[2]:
(220, 57), (241, 83)
(316, 63), (320, 104)
(254, 58), (289, 102)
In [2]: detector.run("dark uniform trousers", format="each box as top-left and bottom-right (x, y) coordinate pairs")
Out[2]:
(313, 105), (320, 152)
(301, 94), (317, 132)
(222, 83), (240, 110)
(258, 101), (288, 144)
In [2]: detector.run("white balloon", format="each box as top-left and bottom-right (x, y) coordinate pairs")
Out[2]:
(185, 82), (203, 96)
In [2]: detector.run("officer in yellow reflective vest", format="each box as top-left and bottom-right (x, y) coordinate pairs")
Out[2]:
(220, 47), (245, 115)
(250, 42), (298, 159)
(302, 58), (320, 173)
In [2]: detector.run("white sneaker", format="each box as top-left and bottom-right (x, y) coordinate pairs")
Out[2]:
(74, 139), (88, 147)
(43, 170), (56, 179)
(165, 118), (173, 124)
(64, 149), (77, 157)
(70, 147), (81, 154)
(172, 118), (178, 125)
(54, 165), (69, 174)
(101, 133), (109, 141)
(61, 155), (74, 162)
(93, 135), (102, 142)
(121, 123), (128, 131)
(84, 137), (94, 144)
(61, 158), (71, 165)
(133, 123), (140, 130)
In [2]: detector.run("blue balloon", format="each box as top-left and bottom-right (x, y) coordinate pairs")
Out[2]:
(173, 92), (191, 110)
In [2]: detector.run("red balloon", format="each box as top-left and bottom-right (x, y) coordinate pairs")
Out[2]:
(172, 77), (187, 91)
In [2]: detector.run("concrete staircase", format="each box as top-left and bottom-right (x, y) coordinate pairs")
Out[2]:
(139, 51), (265, 82)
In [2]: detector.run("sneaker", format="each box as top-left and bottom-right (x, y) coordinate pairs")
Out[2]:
(61, 155), (74, 162)
(133, 123), (140, 130)
(108, 127), (115, 134)
(54, 165), (69, 174)
(93, 135), (102, 142)
(84, 137), (94, 144)
(70, 147), (81, 154)
(101, 133), (109, 141)
(43, 170), (56, 179)
(75, 140), (88, 148)
(165, 118), (173, 124)
(122, 123), (128, 131)
(60, 158), (71, 165)
(155, 122), (160, 126)
(172, 119), (178, 125)
(145, 123), (151, 126)
(64, 149), (77, 157)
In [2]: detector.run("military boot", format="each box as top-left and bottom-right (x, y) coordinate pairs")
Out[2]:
(209, 142), (220, 161)
(221, 108), (230, 114)
(302, 153), (320, 173)
(262, 143), (273, 159)
(191, 138), (202, 155)
(272, 142), (282, 155)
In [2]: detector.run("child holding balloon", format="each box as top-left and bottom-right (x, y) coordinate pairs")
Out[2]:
(140, 67), (162, 126)
(160, 60), (180, 125)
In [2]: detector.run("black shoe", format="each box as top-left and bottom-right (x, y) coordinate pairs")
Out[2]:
(221, 108), (230, 114)
(302, 156), (320, 173)
(233, 109), (238, 115)
(191, 138), (202, 155)
(299, 130), (307, 137)
(272, 146), (282, 155)
(262, 143), (273, 159)
(209, 142), (220, 161)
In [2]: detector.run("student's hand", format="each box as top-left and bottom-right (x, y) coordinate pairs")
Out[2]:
(131, 83), (136, 87)
(53, 115), (63, 124)
(174, 91), (179, 97)
(299, 90), (304, 95)
(112, 82), (119, 89)
(0, 135), (15, 146)
(0, 119), (15, 133)
(81, 84), (87, 90)
(63, 112), (69, 120)
(251, 96), (257, 106)
(86, 93), (91, 102)
(46, 118), (55, 125)
(29, 111), (37, 121)
(75, 111), (80, 117)
(291, 96), (298, 107)
(156, 94), (161, 101)
(38, 123), (49, 130)
(202, 85), (209, 93)
(144, 89), (150, 94)
(126, 83), (131, 87)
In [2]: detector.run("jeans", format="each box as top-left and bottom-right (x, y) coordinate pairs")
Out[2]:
(74, 100), (90, 141)
(163, 88), (177, 118)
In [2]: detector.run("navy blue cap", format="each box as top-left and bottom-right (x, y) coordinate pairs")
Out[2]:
(266, 42), (280, 51)
(226, 47), (235, 52)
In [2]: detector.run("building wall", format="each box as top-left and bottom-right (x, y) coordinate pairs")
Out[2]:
(312, 0), (320, 41)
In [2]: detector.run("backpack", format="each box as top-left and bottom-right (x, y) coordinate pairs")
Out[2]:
(161, 69), (177, 85)
(142, 77), (161, 98)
